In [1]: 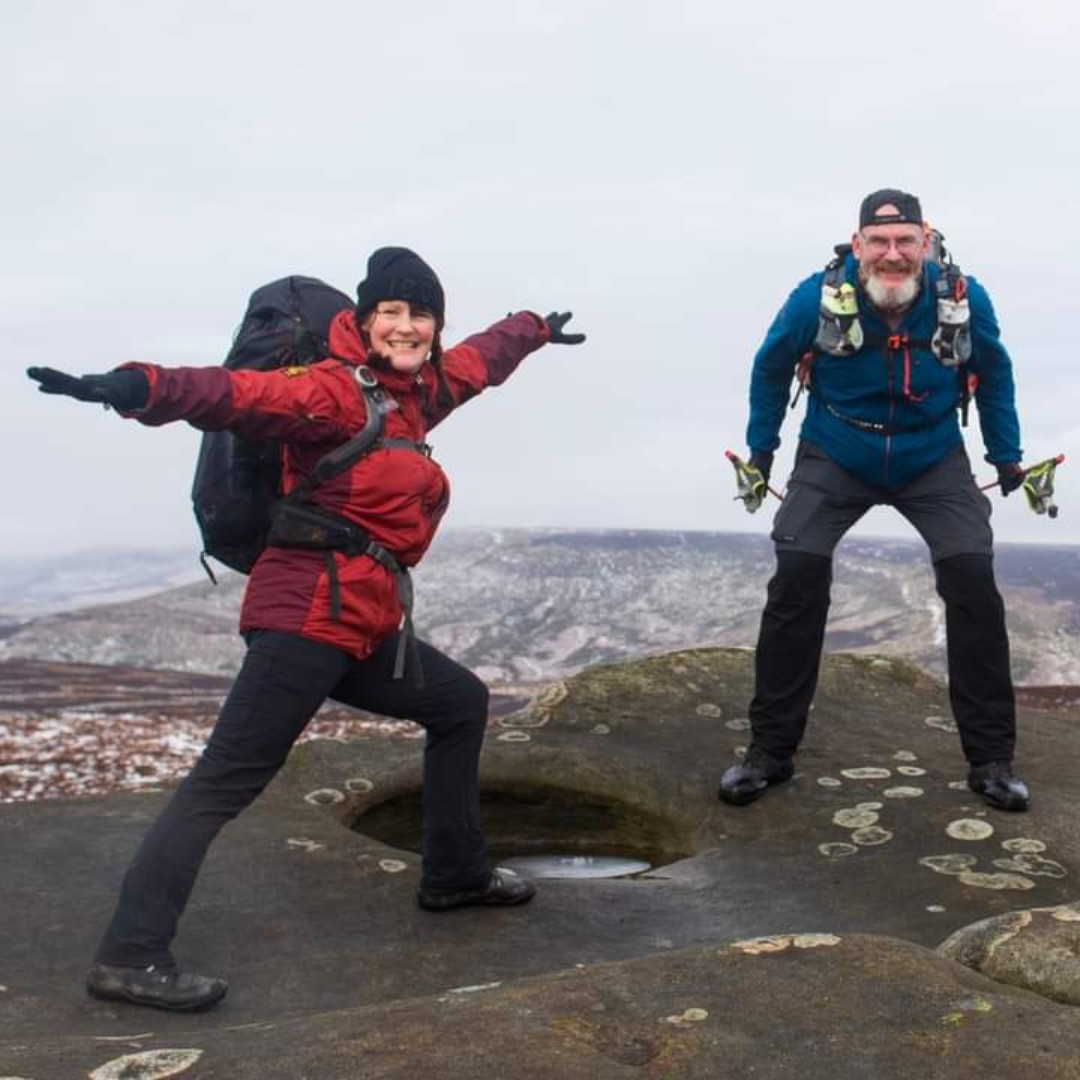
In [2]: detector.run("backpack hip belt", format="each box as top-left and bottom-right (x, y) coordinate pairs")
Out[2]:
(267, 499), (422, 684)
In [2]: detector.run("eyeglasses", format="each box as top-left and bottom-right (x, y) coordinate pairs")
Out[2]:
(859, 232), (924, 256)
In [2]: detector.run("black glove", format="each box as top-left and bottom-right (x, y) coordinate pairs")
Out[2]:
(749, 450), (774, 486)
(27, 367), (149, 411)
(545, 312), (586, 345)
(997, 462), (1024, 496)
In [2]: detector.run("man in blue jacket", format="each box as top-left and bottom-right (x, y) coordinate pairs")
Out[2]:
(720, 188), (1030, 812)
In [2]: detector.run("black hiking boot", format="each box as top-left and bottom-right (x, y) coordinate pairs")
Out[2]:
(418, 869), (537, 912)
(719, 745), (795, 806)
(967, 761), (1031, 812)
(86, 962), (228, 1012)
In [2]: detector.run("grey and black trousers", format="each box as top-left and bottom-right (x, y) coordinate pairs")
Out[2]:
(749, 441), (1016, 766)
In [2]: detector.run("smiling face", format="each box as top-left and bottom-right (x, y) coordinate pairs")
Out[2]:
(360, 301), (438, 373)
(852, 211), (930, 313)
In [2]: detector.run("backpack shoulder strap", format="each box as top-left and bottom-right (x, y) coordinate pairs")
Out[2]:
(824, 243), (852, 283)
(926, 230), (975, 424)
(286, 367), (389, 502)
(810, 243), (863, 361)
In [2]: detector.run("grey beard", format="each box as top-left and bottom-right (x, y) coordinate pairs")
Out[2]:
(863, 268), (921, 313)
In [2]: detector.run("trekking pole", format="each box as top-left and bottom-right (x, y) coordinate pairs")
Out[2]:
(725, 449), (785, 511)
(979, 454), (1066, 518)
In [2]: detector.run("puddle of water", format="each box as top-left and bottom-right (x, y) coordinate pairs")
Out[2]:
(352, 787), (690, 871)
(498, 854), (652, 879)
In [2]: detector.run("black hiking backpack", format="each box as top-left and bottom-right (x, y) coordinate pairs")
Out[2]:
(191, 276), (356, 576)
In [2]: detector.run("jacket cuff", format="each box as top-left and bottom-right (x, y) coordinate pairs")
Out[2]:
(114, 362), (159, 414)
(525, 311), (551, 342)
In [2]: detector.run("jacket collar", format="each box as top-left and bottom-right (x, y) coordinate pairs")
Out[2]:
(327, 310), (428, 395)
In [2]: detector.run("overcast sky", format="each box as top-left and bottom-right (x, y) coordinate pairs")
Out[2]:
(4, 0), (1079, 562)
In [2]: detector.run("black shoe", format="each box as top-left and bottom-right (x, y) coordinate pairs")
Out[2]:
(86, 962), (228, 1012)
(968, 761), (1031, 811)
(719, 745), (795, 806)
(418, 869), (537, 912)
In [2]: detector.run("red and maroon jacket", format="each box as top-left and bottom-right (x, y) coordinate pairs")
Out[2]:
(126, 309), (550, 658)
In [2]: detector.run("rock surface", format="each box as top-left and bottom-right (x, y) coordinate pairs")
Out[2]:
(10, 938), (1080, 1079)
(939, 901), (1080, 1006)
(3, 647), (1079, 1077)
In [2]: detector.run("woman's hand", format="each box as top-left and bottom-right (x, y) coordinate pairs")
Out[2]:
(27, 367), (149, 410)
(544, 312), (586, 345)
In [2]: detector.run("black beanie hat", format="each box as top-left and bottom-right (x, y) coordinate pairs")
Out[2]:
(859, 188), (923, 229)
(355, 247), (445, 324)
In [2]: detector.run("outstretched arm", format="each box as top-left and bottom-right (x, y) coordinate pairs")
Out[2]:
(424, 309), (586, 428)
(27, 361), (361, 444)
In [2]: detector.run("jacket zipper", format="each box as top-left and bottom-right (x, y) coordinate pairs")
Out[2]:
(884, 346), (895, 488)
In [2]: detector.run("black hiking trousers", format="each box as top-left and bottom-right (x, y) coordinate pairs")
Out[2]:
(95, 630), (491, 969)
(748, 442), (1017, 766)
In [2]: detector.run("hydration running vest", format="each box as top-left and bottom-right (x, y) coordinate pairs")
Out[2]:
(794, 230), (977, 431)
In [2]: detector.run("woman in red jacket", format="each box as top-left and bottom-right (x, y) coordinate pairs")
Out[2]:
(28, 247), (585, 1012)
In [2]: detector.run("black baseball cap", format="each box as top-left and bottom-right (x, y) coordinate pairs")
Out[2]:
(859, 189), (923, 229)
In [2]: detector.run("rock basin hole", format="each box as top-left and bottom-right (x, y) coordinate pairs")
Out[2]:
(351, 784), (693, 879)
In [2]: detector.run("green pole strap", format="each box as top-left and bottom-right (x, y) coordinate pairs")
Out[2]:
(980, 454), (1066, 518)
(1021, 454), (1065, 518)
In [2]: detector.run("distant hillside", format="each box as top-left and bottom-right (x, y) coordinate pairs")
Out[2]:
(0, 547), (199, 620)
(1, 529), (1078, 685)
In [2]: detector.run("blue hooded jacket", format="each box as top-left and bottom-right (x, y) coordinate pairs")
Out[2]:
(746, 253), (1022, 491)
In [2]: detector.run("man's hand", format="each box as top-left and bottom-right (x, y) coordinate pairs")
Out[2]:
(545, 312), (586, 345)
(27, 367), (149, 410)
(997, 462), (1024, 497)
(748, 450), (773, 486)
(726, 449), (774, 513)
(740, 451), (773, 513)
